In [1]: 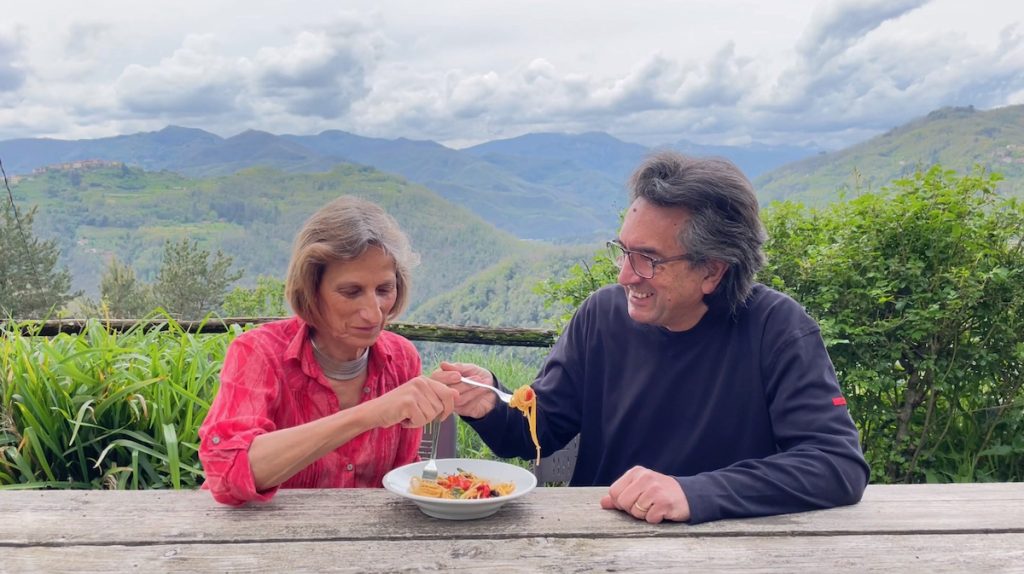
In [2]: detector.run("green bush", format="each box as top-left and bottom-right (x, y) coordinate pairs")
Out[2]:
(761, 166), (1024, 483)
(1, 316), (231, 489)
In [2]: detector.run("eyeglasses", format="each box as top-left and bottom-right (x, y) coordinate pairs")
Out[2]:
(606, 240), (692, 279)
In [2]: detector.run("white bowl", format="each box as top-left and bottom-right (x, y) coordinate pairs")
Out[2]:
(382, 458), (537, 520)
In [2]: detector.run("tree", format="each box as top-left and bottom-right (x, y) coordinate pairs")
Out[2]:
(0, 203), (78, 318)
(152, 238), (243, 319)
(760, 166), (1024, 484)
(534, 255), (616, 331)
(79, 257), (156, 318)
(222, 276), (288, 317)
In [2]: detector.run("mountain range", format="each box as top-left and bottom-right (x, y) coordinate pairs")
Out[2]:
(6, 104), (1023, 243)
(4, 104), (1023, 327)
(1, 125), (824, 242)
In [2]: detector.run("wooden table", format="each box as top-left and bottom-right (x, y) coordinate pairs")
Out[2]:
(2, 483), (1023, 572)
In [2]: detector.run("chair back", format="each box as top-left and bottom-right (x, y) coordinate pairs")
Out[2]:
(531, 434), (579, 485)
(417, 416), (458, 460)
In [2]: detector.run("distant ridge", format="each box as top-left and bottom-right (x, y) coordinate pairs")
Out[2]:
(6, 105), (1023, 237)
(8, 106), (1024, 327)
(3, 126), (816, 240)
(755, 105), (1024, 204)
(463, 131), (649, 179)
(669, 140), (821, 180)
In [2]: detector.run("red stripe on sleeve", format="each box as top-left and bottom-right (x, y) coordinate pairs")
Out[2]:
(832, 396), (847, 406)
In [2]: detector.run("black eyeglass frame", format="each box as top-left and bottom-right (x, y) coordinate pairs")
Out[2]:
(606, 239), (693, 279)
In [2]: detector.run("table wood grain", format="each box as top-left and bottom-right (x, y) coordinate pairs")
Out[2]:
(2, 483), (1022, 573)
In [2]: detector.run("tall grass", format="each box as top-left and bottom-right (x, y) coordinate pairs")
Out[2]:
(1, 320), (547, 489)
(1, 317), (234, 489)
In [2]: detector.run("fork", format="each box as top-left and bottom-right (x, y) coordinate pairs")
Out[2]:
(459, 377), (513, 404)
(421, 420), (442, 480)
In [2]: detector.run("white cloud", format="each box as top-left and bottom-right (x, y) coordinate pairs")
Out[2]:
(251, 20), (382, 118)
(736, 0), (1024, 145)
(115, 35), (244, 117)
(0, 30), (28, 92)
(796, 0), (929, 68)
(1, 0), (1022, 148)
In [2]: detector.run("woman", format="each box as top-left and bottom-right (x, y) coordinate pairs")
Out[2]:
(199, 196), (457, 505)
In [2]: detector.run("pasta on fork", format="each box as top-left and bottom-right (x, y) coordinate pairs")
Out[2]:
(510, 386), (540, 467)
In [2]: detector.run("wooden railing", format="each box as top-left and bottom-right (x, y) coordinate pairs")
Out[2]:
(5, 318), (558, 348)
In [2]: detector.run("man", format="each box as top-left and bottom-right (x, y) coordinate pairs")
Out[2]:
(437, 151), (869, 524)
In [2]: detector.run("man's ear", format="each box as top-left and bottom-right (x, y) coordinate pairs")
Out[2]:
(700, 260), (728, 295)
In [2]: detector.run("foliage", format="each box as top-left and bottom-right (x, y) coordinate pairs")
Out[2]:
(152, 238), (244, 320)
(222, 276), (288, 317)
(532, 212), (624, 331)
(1, 317), (233, 489)
(760, 166), (1024, 483)
(0, 203), (79, 319)
(78, 258), (156, 319)
(534, 248), (617, 331)
(76, 244), (256, 321)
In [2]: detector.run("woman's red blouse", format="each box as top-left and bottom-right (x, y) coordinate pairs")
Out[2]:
(198, 317), (422, 505)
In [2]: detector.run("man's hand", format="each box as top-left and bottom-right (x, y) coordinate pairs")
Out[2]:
(599, 466), (691, 523)
(432, 361), (498, 419)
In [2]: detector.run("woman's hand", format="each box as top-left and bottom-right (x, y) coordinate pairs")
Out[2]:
(432, 361), (498, 419)
(367, 375), (459, 428)
(599, 466), (691, 523)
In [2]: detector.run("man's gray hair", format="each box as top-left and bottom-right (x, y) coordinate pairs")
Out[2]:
(628, 150), (767, 314)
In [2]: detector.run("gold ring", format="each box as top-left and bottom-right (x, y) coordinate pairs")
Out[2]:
(633, 501), (651, 513)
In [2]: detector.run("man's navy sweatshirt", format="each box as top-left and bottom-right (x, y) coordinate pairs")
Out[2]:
(467, 283), (870, 524)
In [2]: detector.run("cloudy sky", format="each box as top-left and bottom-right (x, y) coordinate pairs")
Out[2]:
(1, 0), (1022, 150)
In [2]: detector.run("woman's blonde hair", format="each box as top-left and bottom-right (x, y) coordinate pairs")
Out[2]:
(285, 196), (419, 329)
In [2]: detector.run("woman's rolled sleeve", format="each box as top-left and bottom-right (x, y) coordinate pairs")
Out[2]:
(199, 417), (276, 505)
(199, 336), (280, 505)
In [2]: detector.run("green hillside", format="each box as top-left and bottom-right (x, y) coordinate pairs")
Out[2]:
(17, 104), (1024, 326)
(755, 105), (1024, 204)
(9, 162), (530, 312)
(286, 131), (617, 241)
(408, 244), (602, 328)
